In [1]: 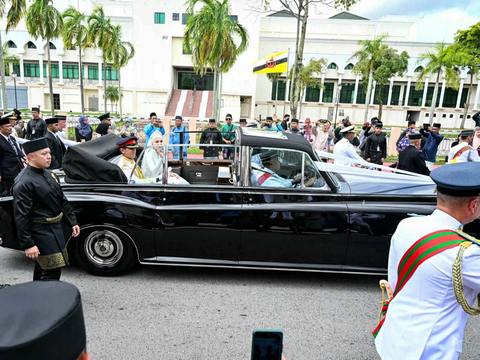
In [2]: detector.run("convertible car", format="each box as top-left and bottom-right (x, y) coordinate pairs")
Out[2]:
(1, 129), (479, 276)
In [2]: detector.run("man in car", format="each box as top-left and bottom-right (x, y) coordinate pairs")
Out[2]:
(364, 121), (387, 169)
(448, 130), (480, 164)
(12, 138), (80, 281)
(375, 162), (480, 360)
(116, 136), (160, 184)
(200, 118), (222, 159)
(397, 133), (430, 175)
(333, 126), (368, 167)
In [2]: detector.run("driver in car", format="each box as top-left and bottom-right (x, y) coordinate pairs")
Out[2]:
(251, 150), (317, 187)
(116, 136), (159, 184)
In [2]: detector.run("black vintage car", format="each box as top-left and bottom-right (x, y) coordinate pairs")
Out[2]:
(1, 129), (479, 276)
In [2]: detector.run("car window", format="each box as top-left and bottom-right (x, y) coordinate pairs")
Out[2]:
(250, 147), (328, 190)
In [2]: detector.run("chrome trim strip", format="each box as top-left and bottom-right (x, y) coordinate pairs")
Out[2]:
(243, 203), (348, 211)
(64, 193), (158, 210)
(156, 205), (243, 211)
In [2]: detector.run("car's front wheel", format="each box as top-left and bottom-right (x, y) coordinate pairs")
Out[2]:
(76, 227), (137, 276)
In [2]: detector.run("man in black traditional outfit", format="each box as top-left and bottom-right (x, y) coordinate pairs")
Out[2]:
(25, 107), (47, 140)
(0, 114), (24, 196)
(45, 115), (67, 169)
(12, 138), (80, 281)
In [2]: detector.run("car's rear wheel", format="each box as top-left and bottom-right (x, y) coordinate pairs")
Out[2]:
(76, 227), (137, 276)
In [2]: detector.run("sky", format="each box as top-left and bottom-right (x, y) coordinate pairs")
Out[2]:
(348, 0), (480, 42)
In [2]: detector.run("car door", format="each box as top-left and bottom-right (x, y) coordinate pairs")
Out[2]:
(239, 147), (349, 270)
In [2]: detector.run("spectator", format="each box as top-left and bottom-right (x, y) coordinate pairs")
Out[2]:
(303, 118), (313, 142)
(312, 120), (333, 153)
(286, 118), (303, 136)
(201, 118), (223, 159)
(263, 116), (280, 131)
(473, 126), (480, 156)
(396, 120), (416, 153)
(169, 115), (189, 159)
(398, 133), (430, 175)
(272, 114), (283, 130)
(420, 123), (444, 170)
(25, 107), (47, 140)
(95, 122), (111, 137)
(334, 118), (360, 147)
(120, 118), (137, 138)
(473, 111), (480, 127)
(144, 112), (165, 145)
(359, 122), (371, 143)
(75, 115), (92, 142)
(281, 114), (290, 131)
(370, 116), (379, 127)
(57, 117), (67, 140)
(364, 121), (387, 169)
(14, 119), (25, 138)
(221, 114), (236, 160)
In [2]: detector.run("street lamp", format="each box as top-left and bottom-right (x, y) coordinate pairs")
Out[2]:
(11, 71), (17, 109)
(334, 83), (343, 128)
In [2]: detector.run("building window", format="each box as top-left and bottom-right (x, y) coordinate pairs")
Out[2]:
(442, 88), (468, 108)
(27, 41), (37, 49)
(172, 13), (179, 21)
(230, 15), (238, 21)
(414, 66), (423, 73)
(53, 94), (60, 110)
(43, 63), (60, 78)
(13, 63), (20, 75)
(356, 84), (367, 104)
(63, 64), (79, 79)
(182, 13), (190, 25)
(49, 42), (56, 50)
(339, 83), (355, 104)
(88, 66), (99, 80)
(373, 85), (389, 105)
(24, 63), (40, 77)
(7, 40), (17, 48)
(305, 85), (320, 102)
(323, 83), (334, 103)
(425, 87), (441, 108)
(344, 63), (354, 70)
(271, 80), (286, 101)
(154, 12), (165, 24)
(407, 86), (424, 107)
(102, 66), (119, 81)
(327, 63), (337, 70)
(390, 85), (401, 105)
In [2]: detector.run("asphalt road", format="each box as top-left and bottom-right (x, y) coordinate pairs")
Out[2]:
(1, 249), (480, 360)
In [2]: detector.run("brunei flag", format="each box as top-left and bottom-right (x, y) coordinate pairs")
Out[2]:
(253, 50), (288, 74)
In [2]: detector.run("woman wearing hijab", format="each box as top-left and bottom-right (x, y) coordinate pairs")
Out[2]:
(95, 122), (111, 137)
(303, 118), (313, 142)
(75, 116), (92, 142)
(473, 126), (480, 156)
(120, 118), (137, 138)
(141, 131), (189, 185)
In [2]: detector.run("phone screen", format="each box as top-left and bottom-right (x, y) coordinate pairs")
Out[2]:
(252, 330), (283, 360)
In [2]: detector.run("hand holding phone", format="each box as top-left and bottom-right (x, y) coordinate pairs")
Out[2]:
(251, 330), (283, 360)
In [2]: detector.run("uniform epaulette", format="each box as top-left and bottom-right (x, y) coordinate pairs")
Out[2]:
(407, 213), (426, 217)
(454, 230), (480, 247)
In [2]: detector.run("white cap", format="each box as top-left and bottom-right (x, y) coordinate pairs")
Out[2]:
(340, 125), (356, 134)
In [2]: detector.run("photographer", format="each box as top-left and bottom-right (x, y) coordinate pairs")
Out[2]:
(120, 118), (138, 138)
(221, 114), (237, 160)
(144, 112), (165, 145)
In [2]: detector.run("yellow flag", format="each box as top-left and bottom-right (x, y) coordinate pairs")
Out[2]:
(253, 50), (288, 74)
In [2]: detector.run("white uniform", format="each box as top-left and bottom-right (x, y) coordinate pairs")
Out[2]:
(333, 138), (365, 166)
(375, 209), (480, 360)
(251, 163), (293, 188)
(117, 156), (156, 184)
(448, 142), (480, 163)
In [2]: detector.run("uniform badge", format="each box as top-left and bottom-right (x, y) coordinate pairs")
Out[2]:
(51, 173), (59, 183)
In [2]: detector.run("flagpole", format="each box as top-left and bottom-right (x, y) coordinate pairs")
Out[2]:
(283, 48), (290, 118)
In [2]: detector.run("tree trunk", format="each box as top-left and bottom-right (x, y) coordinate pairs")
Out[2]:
(47, 38), (55, 116)
(291, 3), (309, 119)
(118, 68), (122, 120)
(428, 70), (441, 125)
(103, 52), (107, 113)
(460, 71), (473, 129)
(289, 3), (302, 119)
(213, 61), (220, 120)
(274, 80), (279, 111)
(78, 48), (85, 114)
(0, 31), (7, 111)
(217, 70), (223, 121)
(377, 84), (383, 121)
(298, 88), (304, 120)
(364, 67), (373, 123)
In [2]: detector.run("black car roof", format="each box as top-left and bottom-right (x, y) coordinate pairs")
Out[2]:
(238, 127), (317, 159)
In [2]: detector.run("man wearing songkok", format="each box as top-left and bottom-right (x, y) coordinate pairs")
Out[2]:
(375, 162), (480, 360)
(0, 281), (90, 360)
(0, 115), (24, 196)
(169, 115), (189, 159)
(25, 107), (47, 140)
(286, 119), (303, 136)
(45, 115), (67, 169)
(420, 123), (444, 170)
(398, 133), (430, 175)
(12, 138), (80, 280)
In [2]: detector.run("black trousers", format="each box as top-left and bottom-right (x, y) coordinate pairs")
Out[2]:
(33, 262), (61, 281)
(0, 178), (15, 197)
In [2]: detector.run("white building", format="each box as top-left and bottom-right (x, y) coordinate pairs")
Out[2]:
(1, 1), (479, 128)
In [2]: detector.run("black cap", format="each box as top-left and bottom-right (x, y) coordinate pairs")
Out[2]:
(13, 108), (21, 116)
(409, 133), (422, 140)
(423, 123), (430, 128)
(175, 115), (183, 120)
(98, 112), (110, 121)
(239, 119), (247, 123)
(431, 162), (480, 197)
(408, 120), (416, 126)
(208, 118), (216, 123)
(284, 114), (290, 118)
(45, 117), (59, 125)
(433, 123), (441, 128)
(266, 116), (273, 121)
(375, 121), (383, 128)
(22, 138), (49, 154)
(0, 281), (86, 360)
(150, 112), (157, 118)
(291, 119), (299, 123)
(31, 107), (40, 112)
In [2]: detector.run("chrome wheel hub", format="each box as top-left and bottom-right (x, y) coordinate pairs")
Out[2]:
(84, 230), (124, 268)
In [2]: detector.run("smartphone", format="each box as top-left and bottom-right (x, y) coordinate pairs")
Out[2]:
(251, 329), (283, 360)
(423, 123), (430, 131)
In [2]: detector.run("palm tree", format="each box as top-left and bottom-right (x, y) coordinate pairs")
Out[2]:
(416, 42), (466, 124)
(25, 0), (63, 116)
(2, 43), (20, 76)
(105, 86), (119, 113)
(105, 25), (135, 121)
(88, 6), (113, 113)
(184, 0), (249, 121)
(349, 34), (388, 124)
(0, 0), (27, 111)
(62, 6), (90, 115)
